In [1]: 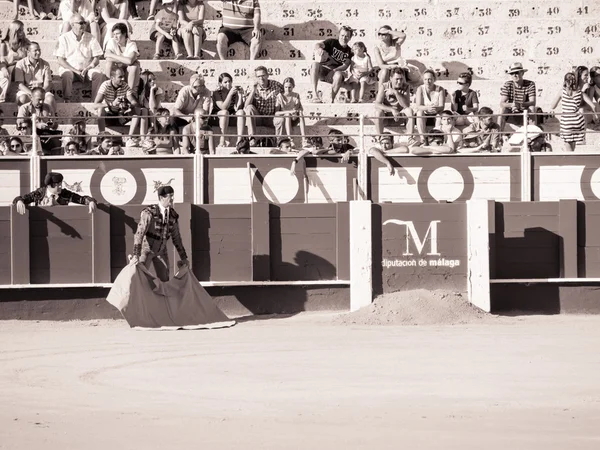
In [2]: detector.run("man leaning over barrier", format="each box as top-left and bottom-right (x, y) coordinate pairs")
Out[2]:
(13, 172), (97, 215)
(130, 185), (189, 282)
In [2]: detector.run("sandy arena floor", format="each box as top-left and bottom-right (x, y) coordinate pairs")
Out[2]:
(1, 314), (600, 449)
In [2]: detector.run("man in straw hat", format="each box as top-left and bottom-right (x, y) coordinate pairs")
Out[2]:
(499, 62), (537, 132)
(13, 172), (97, 215)
(130, 185), (188, 281)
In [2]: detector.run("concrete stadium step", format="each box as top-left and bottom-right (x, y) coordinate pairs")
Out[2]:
(6, 0), (600, 24)
(8, 13), (600, 44)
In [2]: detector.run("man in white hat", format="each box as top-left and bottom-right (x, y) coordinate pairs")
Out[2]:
(499, 62), (537, 132)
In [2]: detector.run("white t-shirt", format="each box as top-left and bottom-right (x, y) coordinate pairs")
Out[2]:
(55, 31), (103, 72)
(104, 38), (139, 58)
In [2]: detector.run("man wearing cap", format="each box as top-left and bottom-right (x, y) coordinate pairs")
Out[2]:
(499, 62), (537, 132)
(171, 73), (212, 131)
(13, 172), (98, 215)
(130, 185), (188, 281)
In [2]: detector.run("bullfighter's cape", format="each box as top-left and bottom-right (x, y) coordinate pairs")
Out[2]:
(107, 262), (235, 330)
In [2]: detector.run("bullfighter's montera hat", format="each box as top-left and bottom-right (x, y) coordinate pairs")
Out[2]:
(157, 185), (174, 197)
(44, 172), (63, 186)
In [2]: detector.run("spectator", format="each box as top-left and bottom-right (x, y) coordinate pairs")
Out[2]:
(499, 62), (536, 131)
(104, 22), (141, 93)
(94, 67), (141, 143)
(210, 72), (245, 147)
(62, 117), (91, 153)
(150, 0), (183, 59)
(145, 107), (177, 154)
(588, 66), (600, 122)
(244, 66), (283, 144)
(414, 69), (446, 144)
(373, 67), (415, 142)
(574, 65), (597, 123)
(55, 13), (105, 101)
(369, 133), (408, 175)
(59, 0), (100, 42)
(326, 128), (354, 158)
(0, 140), (15, 156)
(0, 20), (29, 103)
(412, 111), (462, 155)
(274, 77), (306, 142)
(88, 132), (123, 155)
(311, 26), (353, 103)
(461, 107), (501, 152)
(14, 42), (56, 114)
(550, 72), (587, 152)
(230, 137), (256, 155)
(501, 115), (546, 153)
(17, 87), (62, 155)
(172, 73), (212, 130)
(216, 0), (262, 61)
(450, 72), (479, 126)
(345, 41), (376, 103)
(372, 25), (406, 85)
(178, 0), (206, 60)
(181, 108), (214, 154)
(63, 140), (82, 156)
(138, 70), (163, 132)
(2, 136), (25, 156)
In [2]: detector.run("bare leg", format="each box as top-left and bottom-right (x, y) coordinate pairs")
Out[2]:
(216, 33), (228, 60)
(182, 29), (193, 57)
(244, 105), (258, 137)
(235, 109), (245, 143)
(249, 35), (262, 60)
(331, 72), (344, 103)
(217, 109), (229, 146)
(311, 62), (321, 99)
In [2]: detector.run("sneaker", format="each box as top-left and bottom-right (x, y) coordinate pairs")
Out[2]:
(147, 14), (155, 20)
(126, 137), (140, 147)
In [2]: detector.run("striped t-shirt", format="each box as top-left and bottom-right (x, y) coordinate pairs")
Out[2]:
(222, 0), (260, 30)
(500, 80), (536, 107)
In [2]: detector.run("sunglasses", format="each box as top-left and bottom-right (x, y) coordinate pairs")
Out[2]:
(378, 32), (389, 36)
(74, 21), (86, 25)
(510, 72), (522, 76)
(10, 144), (21, 148)
(457, 81), (468, 85)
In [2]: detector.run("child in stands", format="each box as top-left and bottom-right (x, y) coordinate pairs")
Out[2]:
(346, 42), (376, 103)
(461, 107), (501, 152)
(181, 107), (214, 154)
(150, 0), (183, 59)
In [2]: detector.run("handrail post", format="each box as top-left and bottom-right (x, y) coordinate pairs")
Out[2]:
(520, 110), (532, 201)
(30, 113), (40, 189)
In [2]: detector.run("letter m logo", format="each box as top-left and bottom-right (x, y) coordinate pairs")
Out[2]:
(383, 219), (441, 256)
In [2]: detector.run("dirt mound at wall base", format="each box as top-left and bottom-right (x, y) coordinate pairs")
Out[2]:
(333, 289), (495, 326)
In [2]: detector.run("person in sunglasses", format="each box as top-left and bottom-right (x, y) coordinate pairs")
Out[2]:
(372, 25), (407, 86)
(451, 72), (479, 126)
(17, 87), (62, 155)
(12, 171), (97, 215)
(0, 137), (23, 156)
(55, 13), (105, 101)
(499, 62), (537, 132)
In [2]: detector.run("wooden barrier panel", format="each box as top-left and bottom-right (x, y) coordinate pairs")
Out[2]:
(0, 158), (32, 207)
(533, 154), (600, 201)
(577, 202), (600, 277)
(0, 207), (10, 284)
(369, 154), (522, 203)
(40, 156), (195, 206)
(492, 202), (561, 279)
(373, 203), (468, 294)
(27, 206), (110, 284)
(192, 204), (252, 282)
(205, 156), (358, 204)
(269, 203), (341, 281)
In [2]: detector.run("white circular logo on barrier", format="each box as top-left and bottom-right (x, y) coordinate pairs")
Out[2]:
(262, 168), (299, 203)
(427, 166), (464, 202)
(590, 168), (600, 199)
(100, 169), (137, 205)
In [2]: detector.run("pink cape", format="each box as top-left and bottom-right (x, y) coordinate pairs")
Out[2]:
(106, 263), (236, 330)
